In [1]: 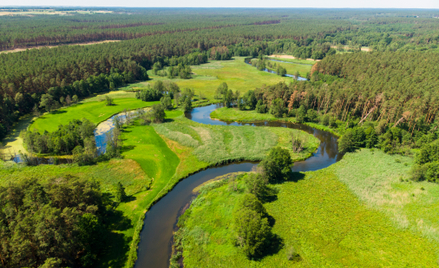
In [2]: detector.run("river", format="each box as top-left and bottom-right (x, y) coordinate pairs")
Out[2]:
(134, 104), (341, 268)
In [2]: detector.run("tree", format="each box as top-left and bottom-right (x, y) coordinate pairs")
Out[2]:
(160, 96), (173, 110)
(39, 94), (54, 112)
(244, 173), (269, 200)
(216, 82), (228, 99)
(224, 89), (234, 108)
(256, 100), (267, 113)
(114, 182), (127, 202)
(338, 129), (357, 153)
(72, 95), (79, 104)
(233, 194), (271, 258)
(269, 98), (285, 118)
(296, 105), (307, 123)
(150, 104), (166, 123)
(105, 96), (114, 106)
(259, 147), (293, 183)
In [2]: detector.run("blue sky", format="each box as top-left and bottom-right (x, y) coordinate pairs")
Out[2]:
(6, 0), (439, 8)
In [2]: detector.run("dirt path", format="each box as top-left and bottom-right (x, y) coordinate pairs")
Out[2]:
(330, 45), (372, 52)
(0, 40), (121, 54)
(268, 54), (321, 62)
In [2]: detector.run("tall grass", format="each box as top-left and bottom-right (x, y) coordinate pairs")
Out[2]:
(333, 149), (439, 250)
(176, 167), (438, 267)
(153, 117), (319, 164)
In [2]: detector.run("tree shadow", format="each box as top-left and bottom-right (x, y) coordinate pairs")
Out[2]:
(261, 187), (279, 203)
(123, 195), (136, 203)
(120, 145), (135, 153)
(50, 110), (67, 115)
(164, 118), (175, 123)
(288, 172), (305, 183)
(97, 208), (133, 268)
(253, 234), (284, 261)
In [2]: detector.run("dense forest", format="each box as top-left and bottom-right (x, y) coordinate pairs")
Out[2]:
(0, 177), (114, 267)
(3, 7), (439, 268)
(230, 50), (439, 181)
(3, 9), (439, 140)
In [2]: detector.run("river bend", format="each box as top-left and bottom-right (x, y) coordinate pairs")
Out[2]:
(134, 104), (341, 268)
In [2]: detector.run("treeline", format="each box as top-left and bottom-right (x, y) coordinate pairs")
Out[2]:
(0, 177), (114, 267)
(22, 118), (95, 155)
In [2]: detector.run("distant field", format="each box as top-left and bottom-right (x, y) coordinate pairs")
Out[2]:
(0, 40), (121, 54)
(176, 149), (439, 267)
(124, 57), (304, 101)
(30, 98), (158, 133)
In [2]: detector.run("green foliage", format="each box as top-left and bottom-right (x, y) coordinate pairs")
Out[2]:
(175, 151), (438, 267)
(269, 98), (285, 118)
(23, 118), (96, 155)
(150, 104), (166, 123)
(154, 117), (318, 164)
(295, 105), (306, 123)
(135, 85), (163, 101)
(233, 194), (271, 257)
(105, 95), (114, 106)
(259, 147), (293, 183)
(244, 173), (269, 200)
(114, 182), (127, 202)
(255, 99), (267, 113)
(0, 177), (110, 267)
(160, 95), (173, 110)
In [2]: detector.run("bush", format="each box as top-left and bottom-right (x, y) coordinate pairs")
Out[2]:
(256, 100), (267, 113)
(259, 147), (293, 183)
(269, 98), (285, 118)
(233, 194), (271, 258)
(244, 173), (269, 200)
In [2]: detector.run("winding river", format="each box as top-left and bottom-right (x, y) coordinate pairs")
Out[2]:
(134, 104), (342, 268)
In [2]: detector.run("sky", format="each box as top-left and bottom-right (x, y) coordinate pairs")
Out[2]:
(5, 0), (439, 8)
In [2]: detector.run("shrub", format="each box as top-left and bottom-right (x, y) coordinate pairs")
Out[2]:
(259, 147), (293, 183)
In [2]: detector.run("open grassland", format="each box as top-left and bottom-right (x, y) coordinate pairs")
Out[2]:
(153, 116), (319, 163)
(211, 107), (339, 136)
(124, 57), (302, 101)
(177, 150), (439, 267)
(30, 98), (158, 133)
(272, 62), (312, 77)
(334, 149), (439, 249)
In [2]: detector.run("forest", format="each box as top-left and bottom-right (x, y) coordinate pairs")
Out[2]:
(2, 7), (439, 268)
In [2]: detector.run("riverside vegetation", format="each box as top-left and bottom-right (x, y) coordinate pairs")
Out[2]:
(173, 149), (439, 267)
(2, 7), (439, 268)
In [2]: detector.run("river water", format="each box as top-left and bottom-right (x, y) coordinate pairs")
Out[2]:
(244, 58), (308, 81)
(134, 104), (341, 268)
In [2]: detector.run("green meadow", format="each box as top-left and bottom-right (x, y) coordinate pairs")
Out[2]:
(176, 149), (439, 267)
(30, 98), (158, 133)
(124, 57), (311, 101)
(153, 116), (319, 163)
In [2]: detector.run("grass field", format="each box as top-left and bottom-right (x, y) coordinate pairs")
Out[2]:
(153, 116), (320, 163)
(176, 149), (439, 267)
(124, 57), (307, 101)
(274, 62), (311, 78)
(30, 98), (158, 133)
(334, 149), (439, 248)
